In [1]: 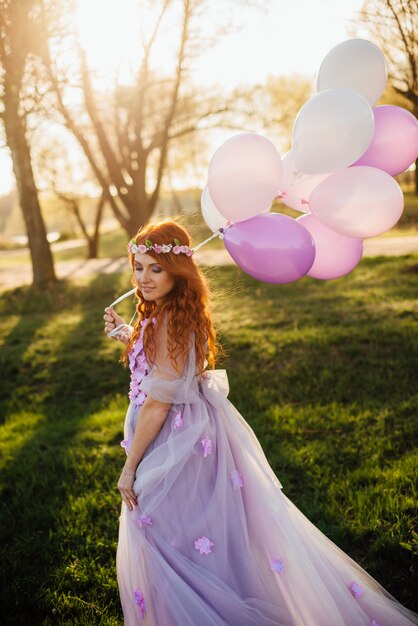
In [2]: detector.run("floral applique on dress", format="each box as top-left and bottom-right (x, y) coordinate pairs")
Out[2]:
(269, 557), (285, 574)
(230, 468), (244, 489)
(349, 581), (365, 598)
(201, 436), (213, 457)
(120, 438), (131, 453)
(133, 589), (146, 618)
(128, 317), (156, 406)
(173, 410), (183, 430)
(137, 514), (153, 528)
(194, 535), (214, 555)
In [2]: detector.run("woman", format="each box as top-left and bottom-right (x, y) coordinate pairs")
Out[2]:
(104, 220), (418, 626)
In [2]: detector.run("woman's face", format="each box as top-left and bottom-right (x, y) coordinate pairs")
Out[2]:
(133, 253), (176, 305)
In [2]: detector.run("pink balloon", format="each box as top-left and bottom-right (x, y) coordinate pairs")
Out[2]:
(208, 134), (283, 223)
(280, 151), (331, 212)
(224, 213), (315, 284)
(310, 166), (404, 238)
(353, 105), (418, 175)
(296, 213), (363, 280)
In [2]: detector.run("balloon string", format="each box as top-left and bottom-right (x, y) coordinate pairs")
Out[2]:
(275, 192), (310, 206)
(105, 170), (321, 324)
(106, 174), (317, 316)
(275, 169), (325, 204)
(191, 223), (232, 254)
(106, 224), (233, 318)
(109, 287), (136, 307)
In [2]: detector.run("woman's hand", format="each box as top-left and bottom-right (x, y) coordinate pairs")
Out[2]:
(103, 307), (128, 342)
(117, 467), (138, 510)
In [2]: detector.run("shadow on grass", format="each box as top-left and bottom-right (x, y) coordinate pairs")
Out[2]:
(0, 274), (127, 624)
(0, 313), (49, 422)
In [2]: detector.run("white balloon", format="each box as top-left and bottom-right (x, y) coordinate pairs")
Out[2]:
(317, 39), (388, 106)
(201, 186), (229, 233)
(292, 88), (375, 175)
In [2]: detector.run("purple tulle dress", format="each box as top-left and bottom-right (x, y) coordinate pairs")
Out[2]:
(116, 317), (418, 626)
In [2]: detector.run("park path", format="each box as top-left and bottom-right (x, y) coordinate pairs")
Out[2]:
(0, 235), (417, 292)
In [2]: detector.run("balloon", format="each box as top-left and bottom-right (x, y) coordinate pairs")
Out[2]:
(292, 88), (375, 174)
(224, 213), (315, 284)
(353, 105), (418, 175)
(207, 133), (283, 222)
(279, 151), (331, 212)
(310, 166), (404, 238)
(296, 213), (363, 280)
(317, 39), (388, 106)
(201, 186), (229, 233)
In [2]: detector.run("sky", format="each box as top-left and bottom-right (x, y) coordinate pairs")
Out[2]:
(0, 0), (367, 196)
(195, 0), (367, 87)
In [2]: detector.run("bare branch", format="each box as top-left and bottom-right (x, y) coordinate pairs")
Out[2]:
(134, 0), (171, 154)
(356, 0), (417, 110)
(40, 35), (131, 230)
(149, 0), (191, 211)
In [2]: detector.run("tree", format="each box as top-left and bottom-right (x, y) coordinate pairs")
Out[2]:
(357, 0), (418, 192)
(35, 139), (107, 259)
(39, 0), (253, 236)
(0, 0), (56, 286)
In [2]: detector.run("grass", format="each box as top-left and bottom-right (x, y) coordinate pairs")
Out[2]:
(0, 255), (417, 624)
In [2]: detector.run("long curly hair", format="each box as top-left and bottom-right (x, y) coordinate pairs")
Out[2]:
(120, 219), (221, 375)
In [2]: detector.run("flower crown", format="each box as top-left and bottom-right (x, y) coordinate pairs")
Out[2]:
(128, 237), (193, 257)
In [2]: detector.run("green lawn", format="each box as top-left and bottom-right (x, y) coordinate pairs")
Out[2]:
(0, 255), (417, 624)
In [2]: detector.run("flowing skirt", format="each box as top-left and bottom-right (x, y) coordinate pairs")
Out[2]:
(116, 371), (418, 626)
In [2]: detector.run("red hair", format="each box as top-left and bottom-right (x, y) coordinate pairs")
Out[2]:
(120, 219), (221, 375)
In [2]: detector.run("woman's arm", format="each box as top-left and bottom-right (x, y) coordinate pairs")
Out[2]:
(125, 395), (171, 471)
(117, 395), (172, 510)
(117, 313), (189, 509)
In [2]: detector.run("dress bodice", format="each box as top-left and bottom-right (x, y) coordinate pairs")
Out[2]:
(128, 318), (208, 406)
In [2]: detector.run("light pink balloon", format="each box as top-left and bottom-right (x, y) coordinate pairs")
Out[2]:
(297, 213), (363, 280)
(310, 166), (404, 238)
(280, 151), (331, 212)
(353, 105), (418, 175)
(207, 133), (283, 222)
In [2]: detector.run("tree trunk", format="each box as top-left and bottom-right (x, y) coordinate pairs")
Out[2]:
(415, 105), (418, 196)
(88, 192), (105, 259)
(87, 237), (98, 259)
(4, 106), (56, 288)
